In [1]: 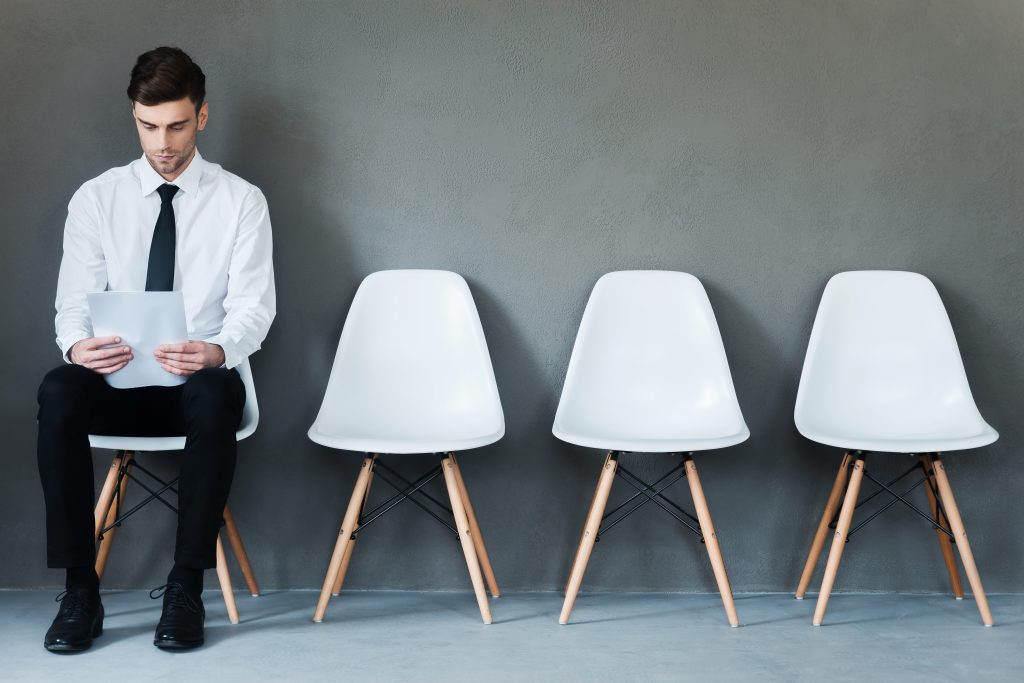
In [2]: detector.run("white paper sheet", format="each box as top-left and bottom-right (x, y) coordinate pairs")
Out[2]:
(87, 291), (189, 389)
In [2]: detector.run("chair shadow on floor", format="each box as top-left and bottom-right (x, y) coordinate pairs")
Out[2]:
(556, 592), (734, 627)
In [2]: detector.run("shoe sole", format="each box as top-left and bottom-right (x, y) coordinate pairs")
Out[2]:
(44, 642), (92, 653)
(153, 638), (204, 650)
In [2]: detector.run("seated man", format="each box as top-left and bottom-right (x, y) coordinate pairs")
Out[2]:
(37, 46), (275, 652)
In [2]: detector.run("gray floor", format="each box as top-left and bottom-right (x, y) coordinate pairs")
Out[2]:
(0, 590), (1020, 682)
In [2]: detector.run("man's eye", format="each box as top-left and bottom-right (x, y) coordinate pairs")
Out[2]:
(171, 126), (184, 131)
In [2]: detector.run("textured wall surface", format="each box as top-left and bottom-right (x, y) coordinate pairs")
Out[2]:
(1, 0), (1022, 593)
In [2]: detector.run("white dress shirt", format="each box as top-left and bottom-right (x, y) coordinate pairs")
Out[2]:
(55, 150), (276, 370)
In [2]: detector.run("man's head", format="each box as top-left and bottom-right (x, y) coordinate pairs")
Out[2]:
(127, 47), (208, 180)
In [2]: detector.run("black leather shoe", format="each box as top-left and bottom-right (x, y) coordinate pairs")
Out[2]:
(151, 583), (205, 650)
(44, 589), (104, 653)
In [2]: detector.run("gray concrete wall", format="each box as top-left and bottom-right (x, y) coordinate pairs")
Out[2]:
(2, 0), (1022, 593)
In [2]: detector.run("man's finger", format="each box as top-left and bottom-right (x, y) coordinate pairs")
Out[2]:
(94, 360), (129, 375)
(86, 346), (131, 362)
(157, 342), (196, 353)
(85, 336), (122, 349)
(154, 350), (200, 362)
(159, 363), (194, 377)
(87, 353), (133, 369)
(160, 357), (204, 371)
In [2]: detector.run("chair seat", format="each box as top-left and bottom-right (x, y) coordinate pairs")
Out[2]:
(307, 425), (503, 454)
(89, 420), (257, 452)
(794, 424), (998, 454)
(552, 425), (749, 454)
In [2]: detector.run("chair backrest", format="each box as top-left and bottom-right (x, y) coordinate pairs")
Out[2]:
(794, 271), (995, 449)
(308, 270), (504, 453)
(552, 271), (748, 450)
(88, 357), (259, 451)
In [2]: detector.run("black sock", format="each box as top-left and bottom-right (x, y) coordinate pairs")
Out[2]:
(167, 565), (203, 597)
(65, 566), (99, 593)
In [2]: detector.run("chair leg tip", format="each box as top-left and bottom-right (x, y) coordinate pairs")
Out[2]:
(984, 623), (993, 628)
(795, 596), (804, 600)
(955, 596), (964, 601)
(558, 619), (568, 625)
(812, 622), (822, 627)
(331, 592), (340, 597)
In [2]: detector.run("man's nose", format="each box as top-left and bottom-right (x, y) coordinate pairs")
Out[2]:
(157, 129), (171, 149)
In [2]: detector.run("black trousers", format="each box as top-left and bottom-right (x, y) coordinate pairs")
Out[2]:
(37, 364), (245, 570)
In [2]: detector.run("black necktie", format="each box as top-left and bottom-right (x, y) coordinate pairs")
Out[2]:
(146, 183), (179, 291)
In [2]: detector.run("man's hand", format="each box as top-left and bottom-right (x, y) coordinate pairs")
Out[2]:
(69, 336), (132, 374)
(154, 341), (225, 377)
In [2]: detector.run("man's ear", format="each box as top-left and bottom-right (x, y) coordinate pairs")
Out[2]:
(197, 102), (209, 131)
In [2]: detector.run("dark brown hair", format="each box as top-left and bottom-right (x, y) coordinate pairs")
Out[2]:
(127, 47), (206, 113)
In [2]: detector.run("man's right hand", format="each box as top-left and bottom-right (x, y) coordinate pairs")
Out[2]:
(69, 336), (133, 374)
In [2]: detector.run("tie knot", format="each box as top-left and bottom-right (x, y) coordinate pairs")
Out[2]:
(157, 184), (179, 203)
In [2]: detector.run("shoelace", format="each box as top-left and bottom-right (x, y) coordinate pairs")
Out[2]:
(149, 582), (201, 613)
(54, 590), (92, 620)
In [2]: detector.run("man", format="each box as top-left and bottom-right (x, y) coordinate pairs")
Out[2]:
(37, 47), (275, 652)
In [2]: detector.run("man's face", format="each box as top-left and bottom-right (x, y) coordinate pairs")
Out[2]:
(132, 98), (208, 180)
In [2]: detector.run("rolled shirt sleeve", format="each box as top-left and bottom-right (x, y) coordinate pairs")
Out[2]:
(205, 187), (276, 369)
(55, 187), (107, 361)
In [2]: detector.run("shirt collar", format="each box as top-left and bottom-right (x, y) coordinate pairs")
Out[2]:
(138, 149), (205, 198)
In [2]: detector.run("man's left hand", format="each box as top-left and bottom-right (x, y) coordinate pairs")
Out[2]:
(154, 341), (225, 376)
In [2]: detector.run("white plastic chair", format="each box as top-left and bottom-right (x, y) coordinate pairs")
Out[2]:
(554, 271), (746, 627)
(309, 270), (504, 624)
(793, 271), (997, 626)
(88, 358), (261, 624)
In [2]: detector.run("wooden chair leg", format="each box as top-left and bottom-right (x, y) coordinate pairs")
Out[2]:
(313, 455), (376, 623)
(684, 455), (740, 627)
(95, 452), (135, 578)
(919, 456), (964, 599)
(93, 453), (123, 539)
(928, 454), (993, 626)
(812, 454), (866, 626)
(215, 534), (240, 624)
(441, 455), (492, 624)
(448, 452), (500, 598)
(222, 505), (260, 597)
(796, 452), (851, 598)
(565, 452), (612, 595)
(332, 463), (376, 596)
(559, 454), (618, 625)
